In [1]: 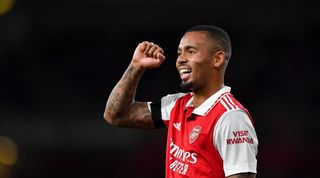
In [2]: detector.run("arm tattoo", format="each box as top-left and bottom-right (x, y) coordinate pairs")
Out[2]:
(105, 65), (154, 128)
(106, 65), (140, 117)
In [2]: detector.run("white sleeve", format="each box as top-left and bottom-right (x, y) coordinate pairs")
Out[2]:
(213, 109), (258, 177)
(160, 93), (186, 121)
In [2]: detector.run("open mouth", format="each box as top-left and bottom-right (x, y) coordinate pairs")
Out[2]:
(179, 68), (192, 81)
(179, 69), (191, 74)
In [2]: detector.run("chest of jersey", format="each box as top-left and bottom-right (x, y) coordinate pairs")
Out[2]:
(166, 96), (225, 178)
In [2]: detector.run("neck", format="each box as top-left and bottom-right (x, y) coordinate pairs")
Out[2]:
(192, 83), (224, 108)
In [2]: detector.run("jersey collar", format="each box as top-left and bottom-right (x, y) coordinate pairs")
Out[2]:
(186, 86), (231, 116)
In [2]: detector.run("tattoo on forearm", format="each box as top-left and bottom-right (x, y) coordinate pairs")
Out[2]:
(106, 65), (143, 118)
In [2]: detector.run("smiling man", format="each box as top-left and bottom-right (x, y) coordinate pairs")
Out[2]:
(104, 25), (258, 178)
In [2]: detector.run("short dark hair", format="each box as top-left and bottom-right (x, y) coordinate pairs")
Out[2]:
(187, 25), (232, 60)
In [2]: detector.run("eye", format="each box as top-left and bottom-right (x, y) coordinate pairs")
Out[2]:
(188, 50), (196, 54)
(177, 51), (181, 56)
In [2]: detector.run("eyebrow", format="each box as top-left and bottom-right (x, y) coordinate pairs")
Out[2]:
(178, 45), (197, 51)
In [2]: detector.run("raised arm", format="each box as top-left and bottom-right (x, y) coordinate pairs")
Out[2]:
(103, 41), (165, 128)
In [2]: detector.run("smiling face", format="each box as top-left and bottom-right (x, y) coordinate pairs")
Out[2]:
(176, 31), (224, 92)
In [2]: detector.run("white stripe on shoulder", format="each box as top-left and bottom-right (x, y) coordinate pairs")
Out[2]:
(220, 98), (231, 111)
(226, 94), (239, 109)
(161, 93), (188, 121)
(220, 94), (238, 111)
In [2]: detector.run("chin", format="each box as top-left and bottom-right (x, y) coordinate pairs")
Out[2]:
(180, 81), (193, 91)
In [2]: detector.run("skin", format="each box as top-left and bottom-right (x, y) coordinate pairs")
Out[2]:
(176, 31), (226, 107)
(104, 41), (165, 128)
(103, 32), (256, 178)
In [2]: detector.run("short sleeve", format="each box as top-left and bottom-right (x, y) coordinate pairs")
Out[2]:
(213, 109), (258, 176)
(147, 93), (186, 128)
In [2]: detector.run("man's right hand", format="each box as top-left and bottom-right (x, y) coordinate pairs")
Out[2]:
(131, 41), (165, 70)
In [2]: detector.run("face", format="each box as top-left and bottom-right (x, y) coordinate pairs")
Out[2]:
(176, 31), (217, 91)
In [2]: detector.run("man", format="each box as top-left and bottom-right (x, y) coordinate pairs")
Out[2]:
(104, 25), (258, 178)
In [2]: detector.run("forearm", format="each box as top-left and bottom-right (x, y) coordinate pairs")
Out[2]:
(104, 64), (144, 125)
(104, 41), (165, 128)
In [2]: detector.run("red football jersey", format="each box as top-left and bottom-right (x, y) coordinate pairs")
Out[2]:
(152, 86), (258, 178)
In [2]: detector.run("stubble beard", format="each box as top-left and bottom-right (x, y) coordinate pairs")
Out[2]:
(180, 81), (193, 91)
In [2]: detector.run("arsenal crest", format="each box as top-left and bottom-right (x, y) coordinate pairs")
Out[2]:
(189, 125), (202, 144)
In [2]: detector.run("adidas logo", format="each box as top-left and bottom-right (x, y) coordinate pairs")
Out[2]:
(173, 122), (181, 131)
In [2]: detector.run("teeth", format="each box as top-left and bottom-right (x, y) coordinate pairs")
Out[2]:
(179, 69), (191, 74)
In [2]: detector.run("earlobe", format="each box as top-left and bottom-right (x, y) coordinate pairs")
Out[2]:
(213, 51), (225, 68)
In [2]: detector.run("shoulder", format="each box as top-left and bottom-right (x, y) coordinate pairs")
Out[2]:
(219, 93), (246, 111)
(161, 92), (190, 106)
(217, 92), (253, 122)
(216, 105), (254, 132)
(163, 92), (190, 100)
(218, 109), (252, 126)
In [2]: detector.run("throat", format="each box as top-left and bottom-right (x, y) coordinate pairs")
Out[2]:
(192, 96), (206, 108)
(192, 84), (225, 108)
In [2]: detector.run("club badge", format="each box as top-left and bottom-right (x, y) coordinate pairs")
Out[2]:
(189, 125), (202, 144)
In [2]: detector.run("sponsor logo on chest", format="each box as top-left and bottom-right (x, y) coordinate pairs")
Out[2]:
(169, 139), (198, 175)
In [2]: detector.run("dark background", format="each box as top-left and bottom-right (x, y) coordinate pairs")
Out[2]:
(0, 0), (319, 177)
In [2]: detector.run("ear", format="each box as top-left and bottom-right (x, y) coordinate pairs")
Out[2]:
(213, 51), (225, 68)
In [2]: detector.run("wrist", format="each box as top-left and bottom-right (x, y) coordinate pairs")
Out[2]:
(128, 62), (145, 76)
(129, 61), (145, 73)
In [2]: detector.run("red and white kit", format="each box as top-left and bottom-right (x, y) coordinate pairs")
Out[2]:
(149, 86), (258, 178)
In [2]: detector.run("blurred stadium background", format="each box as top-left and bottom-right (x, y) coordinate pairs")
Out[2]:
(0, 0), (319, 177)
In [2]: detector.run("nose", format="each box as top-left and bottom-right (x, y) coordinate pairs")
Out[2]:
(176, 52), (188, 66)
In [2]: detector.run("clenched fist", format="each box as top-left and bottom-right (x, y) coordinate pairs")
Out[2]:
(131, 41), (165, 70)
